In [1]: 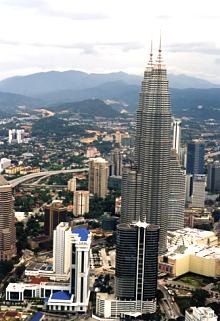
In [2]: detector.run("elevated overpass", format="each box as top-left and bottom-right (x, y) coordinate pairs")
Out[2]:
(8, 168), (89, 188)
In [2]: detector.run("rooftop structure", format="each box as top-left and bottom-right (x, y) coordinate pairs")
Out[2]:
(185, 307), (217, 321)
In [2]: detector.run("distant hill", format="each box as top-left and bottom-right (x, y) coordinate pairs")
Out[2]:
(0, 70), (219, 98)
(50, 98), (121, 118)
(0, 91), (41, 114)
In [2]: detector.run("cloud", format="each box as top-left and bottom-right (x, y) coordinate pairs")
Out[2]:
(156, 15), (172, 20)
(0, 39), (142, 54)
(166, 42), (220, 55)
(2, 0), (108, 20)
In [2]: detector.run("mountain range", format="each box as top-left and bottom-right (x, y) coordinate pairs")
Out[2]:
(0, 70), (220, 118)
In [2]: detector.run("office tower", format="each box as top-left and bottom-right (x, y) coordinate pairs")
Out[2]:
(186, 140), (205, 175)
(191, 174), (206, 208)
(0, 176), (16, 261)
(73, 190), (89, 216)
(53, 222), (71, 276)
(121, 43), (171, 253)
(115, 222), (159, 312)
(67, 177), (77, 192)
(44, 200), (67, 238)
(207, 162), (220, 193)
(168, 149), (186, 231)
(70, 227), (91, 312)
(109, 148), (123, 177)
(88, 157), (109, 198)
(185, 307), (217, 321)
(172, 118), (181, 156)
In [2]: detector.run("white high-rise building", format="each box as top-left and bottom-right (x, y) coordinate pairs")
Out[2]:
(191, 174), (206, 208)
(69, 227), (91, 312)
(8, 129), (25, 144)
(53, 222), (71, 276)
(172, 118), (181, 156)
(185, 307), (217, 321)
(73, 190), (89, 216)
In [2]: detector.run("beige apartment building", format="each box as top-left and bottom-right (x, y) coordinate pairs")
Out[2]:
(88, 157), (109, 198)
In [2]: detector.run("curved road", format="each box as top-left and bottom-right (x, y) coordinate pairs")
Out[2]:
(9, 168), (89, 188)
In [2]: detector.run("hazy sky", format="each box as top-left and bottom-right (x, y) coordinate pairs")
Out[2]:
(0, 0), (220, 82)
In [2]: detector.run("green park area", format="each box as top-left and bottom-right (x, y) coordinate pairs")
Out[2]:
(177, 273), (212, 288)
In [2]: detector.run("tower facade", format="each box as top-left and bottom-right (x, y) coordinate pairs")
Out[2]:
(121, 45), (172, 253)
(44, 200), (67, 238)
(115, 222), (159, 309)
(88, 157), (109, 198)
(0, 176), (16, 261)
(186, 140), (205, 175)
(168, 149), (186, 231)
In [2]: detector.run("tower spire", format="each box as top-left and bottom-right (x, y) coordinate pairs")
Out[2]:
(156, 32), (163, 65)
(148, 40), (153, 67)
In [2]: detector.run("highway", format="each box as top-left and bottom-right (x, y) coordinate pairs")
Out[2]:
(9, 168), (89, 188)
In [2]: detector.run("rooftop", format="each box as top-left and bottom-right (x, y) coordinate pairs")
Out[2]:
(0, 175), (10, 186)
(30, 312), (44, 321)
(50, 291), (72, 301)
(72, 227), (89, 241)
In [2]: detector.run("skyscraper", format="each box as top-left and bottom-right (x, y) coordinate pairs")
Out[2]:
(186, 140), (205, 175)
(0, 176), (16, 261)
(115, 222), (159, 304)
(121, 43), (172, 253)
(88, 157), (109, 198)
(168, 149), (186, 231)
(191, 174), (206, 208)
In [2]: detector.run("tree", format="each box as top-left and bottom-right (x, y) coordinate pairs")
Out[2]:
(191, 289), (210, 306)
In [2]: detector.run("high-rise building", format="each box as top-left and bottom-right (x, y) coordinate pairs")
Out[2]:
(115, 222), (159, 304)
(44, 200), (67, 238)
(70, 227), (91, 312)
(207, 162), (220, 193)
(185, 307), (217, 321)
(109, 148), (123, 177)
(191, 174), (206, 208)
(186, 140), (205, 175)
(168, 149), (186, 231)
(0, 176), (16, 261)
(67, 177), (77, 192)
(53, 222), (71, 276)
(172, 118), (181, 156)
(8, 129), (25, 144)
(88, 157), (109, 198)
(121, 43), (171, 253)
(73, 190), (89, 216)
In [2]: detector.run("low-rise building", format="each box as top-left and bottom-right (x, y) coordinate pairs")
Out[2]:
(185, 307), (217, 321)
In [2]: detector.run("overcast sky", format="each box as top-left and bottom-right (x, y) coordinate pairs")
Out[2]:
(0, 0), (220, 82)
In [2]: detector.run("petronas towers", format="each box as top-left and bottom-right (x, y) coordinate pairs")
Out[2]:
(121, 43), (172, 253)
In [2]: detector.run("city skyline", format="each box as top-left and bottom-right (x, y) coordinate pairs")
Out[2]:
(0, 0), (220, 82)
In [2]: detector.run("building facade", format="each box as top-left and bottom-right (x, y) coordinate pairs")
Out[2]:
(191, 175), (206, 208)
(121, 45), (172, 254)
(88, 157), (109, 198)
(73, 190), (89, 216)
(207, 162), (220, 193)
(67, 177), (77, 192)
(185, 307), (217, 321)
(44, 200), (67, 238)
(0, 176), (16, 261)
(109, 148), (123, 177)
(172, 118), (181, 156)
(168, 149), (186, 230)
(186, 140), (205, 175)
